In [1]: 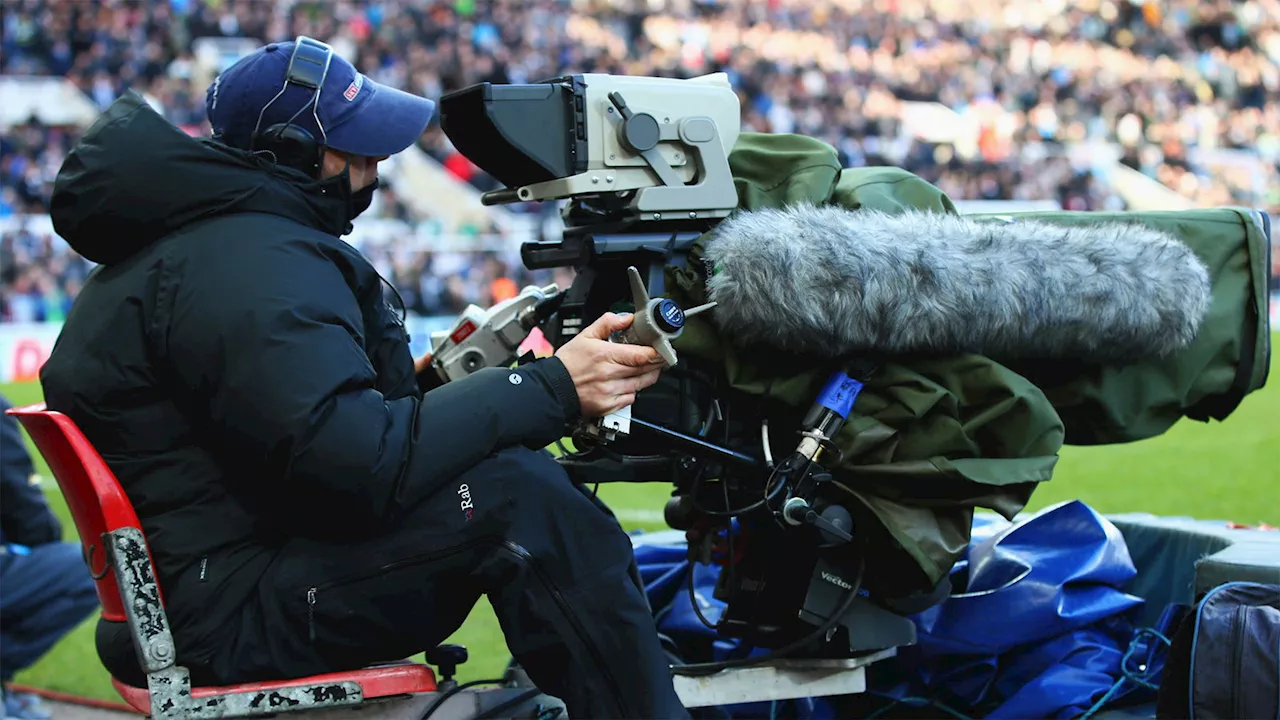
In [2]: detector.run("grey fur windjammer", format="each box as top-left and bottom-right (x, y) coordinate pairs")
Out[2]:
(702, 204), (1212, 362)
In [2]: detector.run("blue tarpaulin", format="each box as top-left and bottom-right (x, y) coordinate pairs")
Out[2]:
(632, 500), (1180, 718)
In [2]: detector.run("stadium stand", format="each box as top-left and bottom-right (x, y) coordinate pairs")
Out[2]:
(2, 0), (1279, 327)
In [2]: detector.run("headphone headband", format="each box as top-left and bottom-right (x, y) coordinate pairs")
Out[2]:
(250, 36), (335, 177)
(284, 37), (332, 92)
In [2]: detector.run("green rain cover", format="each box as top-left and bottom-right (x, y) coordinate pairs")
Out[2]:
(661, 132), (1271, 593)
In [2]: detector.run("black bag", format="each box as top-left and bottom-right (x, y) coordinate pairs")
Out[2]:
(1157, 582), (1280, 719)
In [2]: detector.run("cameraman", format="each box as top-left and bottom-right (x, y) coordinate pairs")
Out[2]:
(0, 394), (99, 720)
(39, 38), (688, 720)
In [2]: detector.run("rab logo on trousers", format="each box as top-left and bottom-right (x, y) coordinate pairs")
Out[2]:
(458, 484), (474, 520)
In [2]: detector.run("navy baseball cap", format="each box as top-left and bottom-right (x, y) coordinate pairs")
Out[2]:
(206, 37), (436, 158)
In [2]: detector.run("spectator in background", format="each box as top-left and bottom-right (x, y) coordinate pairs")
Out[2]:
(0, 394), (100, 720)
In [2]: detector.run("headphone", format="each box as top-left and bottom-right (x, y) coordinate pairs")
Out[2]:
(249, 36), (334, 178)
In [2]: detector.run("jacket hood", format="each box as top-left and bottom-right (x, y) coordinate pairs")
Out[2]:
(50, 90), (359, 265)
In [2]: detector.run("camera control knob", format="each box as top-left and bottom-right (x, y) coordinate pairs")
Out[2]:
(616, 266), (714, 368)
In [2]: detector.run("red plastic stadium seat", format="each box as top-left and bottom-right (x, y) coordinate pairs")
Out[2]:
(6, 404), (438, 718)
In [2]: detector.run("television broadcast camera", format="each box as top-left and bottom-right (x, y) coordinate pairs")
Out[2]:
(432, 71), (924, 683)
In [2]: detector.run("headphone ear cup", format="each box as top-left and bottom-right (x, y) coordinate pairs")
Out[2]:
(253, 123), (322, 177)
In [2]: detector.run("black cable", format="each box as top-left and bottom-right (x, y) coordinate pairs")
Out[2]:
(691, 471), (776, 517)
(687, 564), (720, 631)
(680, 460), (723, 634)
(691, 454), (803, 518)
(378, 272), (409, 325)
(564, 433), (668, 464)
(679, 368), (689, 443)
(418, 677), (507, 720)
(671, 554), (865, 678)
(554, 437), (622, 464)
(722, 479), (736, 600)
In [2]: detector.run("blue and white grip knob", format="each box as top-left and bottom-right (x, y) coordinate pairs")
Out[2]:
(617, 266), (716, 367)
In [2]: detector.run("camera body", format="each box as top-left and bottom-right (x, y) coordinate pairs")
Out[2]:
(437, 72), (924, 660)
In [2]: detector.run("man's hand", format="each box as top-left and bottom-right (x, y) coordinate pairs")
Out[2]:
(415, 352), (433, 376)
(556, 313), (666, 419)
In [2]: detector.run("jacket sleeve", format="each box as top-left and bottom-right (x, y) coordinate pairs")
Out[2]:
(0, 394), (63, 547)
(154, 235), (580, 525)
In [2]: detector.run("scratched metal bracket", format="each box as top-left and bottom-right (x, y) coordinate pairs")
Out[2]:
(108, 527), (368, 718)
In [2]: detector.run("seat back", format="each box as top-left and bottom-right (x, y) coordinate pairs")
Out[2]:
(7, 403), (448, 716)
(5, 402), (161, 622)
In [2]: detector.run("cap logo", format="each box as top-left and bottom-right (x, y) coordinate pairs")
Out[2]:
(344, 75), (364, 102)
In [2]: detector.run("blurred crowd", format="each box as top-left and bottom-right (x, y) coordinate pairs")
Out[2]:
(408, 0), (1280, 211)
(2, 0), (1280, 322)
(0, 226), (86, 324)
(0, 213), (572, 322)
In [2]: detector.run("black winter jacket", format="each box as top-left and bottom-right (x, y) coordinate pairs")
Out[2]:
(39, 91), (581, 666)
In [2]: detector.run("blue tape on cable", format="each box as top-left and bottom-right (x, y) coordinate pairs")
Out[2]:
(816, 372), (863, 419)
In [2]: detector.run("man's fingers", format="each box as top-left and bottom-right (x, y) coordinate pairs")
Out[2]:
(597, 369), (661, 401)
(581, 312), (634, 340)
(609, 342), (664, 368)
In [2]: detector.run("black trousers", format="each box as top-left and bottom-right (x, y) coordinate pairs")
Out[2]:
(208, 445), (690, 720)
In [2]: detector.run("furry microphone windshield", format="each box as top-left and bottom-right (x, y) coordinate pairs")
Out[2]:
(702, 204), (1213, 362)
